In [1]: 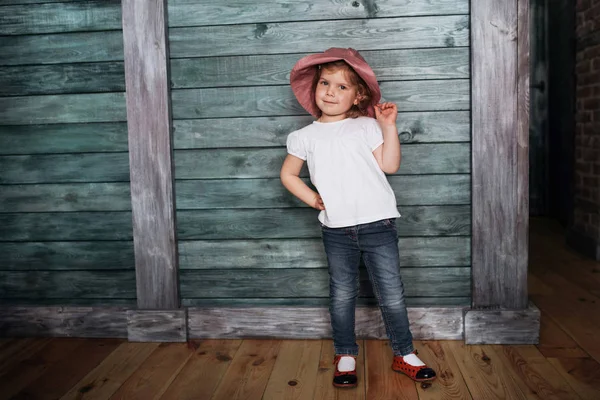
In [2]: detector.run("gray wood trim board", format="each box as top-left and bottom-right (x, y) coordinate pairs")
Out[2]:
(464, 303), (540, 344)
(186, 307), (466, 340)
(127, 309), (187, 342)
(0, 306), (129, 338)
(121, 0), (179, 309)
(517, 0), (531, 293)
(471, 0), (529, 309)
(0, 305), (540, 344)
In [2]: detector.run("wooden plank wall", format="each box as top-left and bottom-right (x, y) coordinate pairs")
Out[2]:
(167, 0), (473, 307)
(0, 0), (136, 305)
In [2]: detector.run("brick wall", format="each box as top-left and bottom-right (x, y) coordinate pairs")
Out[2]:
(570, 0), (600, 259)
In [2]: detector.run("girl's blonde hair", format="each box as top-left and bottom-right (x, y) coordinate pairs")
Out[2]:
(312, 60), (373, 119)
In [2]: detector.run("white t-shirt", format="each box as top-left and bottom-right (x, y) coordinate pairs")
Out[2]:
(286, 117), (401, 228)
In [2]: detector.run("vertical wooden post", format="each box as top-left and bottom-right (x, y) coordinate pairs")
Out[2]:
(467, 0), (538, 344)
(471, 0), (529, 310)
(516, 0), (531, 308)
(122, 0), (179, 309)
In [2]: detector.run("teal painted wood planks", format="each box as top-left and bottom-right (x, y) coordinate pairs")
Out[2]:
(169, 16), (470, 58)
(167, 0), (470, 27)
(173, 111), (470, 149)
(179, 267), (471, 298)
(176, 206), (471, 239)
(0, 175), (469, 212)
(178, 236), (470, 270)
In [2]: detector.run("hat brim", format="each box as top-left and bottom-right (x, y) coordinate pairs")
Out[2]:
(290, 48), (381, 118)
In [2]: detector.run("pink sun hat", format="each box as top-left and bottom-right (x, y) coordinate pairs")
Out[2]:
(290, 48), (382, 118)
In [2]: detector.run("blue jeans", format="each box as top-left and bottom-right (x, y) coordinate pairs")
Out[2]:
(321, 218), (414, 357)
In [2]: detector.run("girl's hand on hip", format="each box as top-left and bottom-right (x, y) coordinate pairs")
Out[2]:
(313, 194), (326, 210)
(375, 102), (398, 126)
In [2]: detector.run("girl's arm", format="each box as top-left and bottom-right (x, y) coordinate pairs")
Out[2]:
(372, 102), (401, 174)
(280, 154), (325, 210)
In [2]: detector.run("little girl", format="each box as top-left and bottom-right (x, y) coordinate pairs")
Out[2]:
(280, 48), (436, 388)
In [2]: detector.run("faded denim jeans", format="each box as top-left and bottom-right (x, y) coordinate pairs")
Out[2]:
(321, 218), (414, 357)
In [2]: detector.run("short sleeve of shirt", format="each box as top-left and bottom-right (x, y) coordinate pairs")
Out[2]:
(286, 131), (307, 160)
(364, 119), (384, 151)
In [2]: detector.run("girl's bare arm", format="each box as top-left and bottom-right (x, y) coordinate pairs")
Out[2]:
(373, 102), (401, 174)
(280, 155), (325, 210)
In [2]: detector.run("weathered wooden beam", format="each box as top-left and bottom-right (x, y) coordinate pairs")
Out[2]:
(516, 0), (531, 300)
(0, 306), (465, 340)
(187, 307), (465, 340)
(127, 309), (187, 342)
(464, 303), (540, 344)
(471, 0), (529, 309)
(182, 298), (471, 307)
(121, 0), (179, 309)
(0, 307), (128, 338)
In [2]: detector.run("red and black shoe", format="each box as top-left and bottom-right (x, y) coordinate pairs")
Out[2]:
(332, 355), (358, 388)
(391, 351), (436, 382)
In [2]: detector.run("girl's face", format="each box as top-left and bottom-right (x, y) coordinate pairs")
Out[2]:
(314, 68), (359, 123)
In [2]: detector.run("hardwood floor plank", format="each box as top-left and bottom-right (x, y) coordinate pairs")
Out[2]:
(528, 274), (554, 296)
(365, 340), (418, 400)
(109, 342), (195, 400)
(530, 219), (600, 295)
(0, 337), (32, 363)
(492, 345), (581, 400)
(0, 337), (52, 375)
(530, 270), (600, 363)
(210, 339), (280, 400)
(536, 312), (588, 359)
(415, 341), (472, 399)
(263, 339), (322, 400)
(59, 342), (159, 400)
(547, 357), (600, 400)
(159, 339), (242, 400)
(12, 338), (123, 400)
(444, 341), (528, 399)
(314, 339), (366, 400)
(0, 338), (85, 399)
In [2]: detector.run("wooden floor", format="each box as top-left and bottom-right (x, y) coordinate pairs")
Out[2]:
(1, 218), (599, 400)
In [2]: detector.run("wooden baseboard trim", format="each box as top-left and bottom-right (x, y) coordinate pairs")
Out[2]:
(0, 305), (466, 340)
(2, 305), (539, 343)
(187, 306), (466, 340)
(127, 309), (187, 342)
(0, 306), (129, 338)
(464, 303), (540, 344)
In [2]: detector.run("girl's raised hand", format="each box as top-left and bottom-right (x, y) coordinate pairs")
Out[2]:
(374, 102), (398, 126)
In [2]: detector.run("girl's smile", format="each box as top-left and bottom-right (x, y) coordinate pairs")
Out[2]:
(315, 69), (359, 122)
